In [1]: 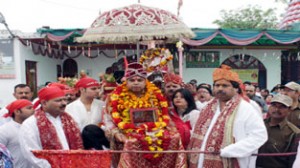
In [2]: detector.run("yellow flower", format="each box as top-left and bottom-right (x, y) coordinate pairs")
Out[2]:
(112, 112), (120, 118)
(160, 101), (168, 107)
(118, 122), (126, 129)
(111, 94), (119, 101)
(154, 153), (160, 158)
(149, 146), (155, 151)
(144, 136), (152, 145)
(157, 139), (162, 145)
(155, 129), (164, 137)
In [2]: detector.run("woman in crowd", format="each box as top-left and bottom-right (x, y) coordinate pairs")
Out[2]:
(170, 88), (200, 149)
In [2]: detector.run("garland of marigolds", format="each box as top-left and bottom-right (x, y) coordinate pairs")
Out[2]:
(110, 80), (171, 162)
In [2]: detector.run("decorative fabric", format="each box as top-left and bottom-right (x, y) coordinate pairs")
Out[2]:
(75, 4), (194, 43)
(188, 95), (241, 168)
(34, 109), (83, 150)
(163, 73), (183, 85)
(180, 29), (300, 46)
(4, 99), (32, 117)
(75, 77), (100, 89)
(32, 150), (111, 168)
(115, 132), (187, 168)
(169, 110), (191, 149)
(213, 64), (241, 83)
(124, 62), (147, 79)
(0, 143), (13, 168)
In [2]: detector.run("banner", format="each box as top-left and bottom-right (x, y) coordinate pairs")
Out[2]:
(232, 69), (259, 84)
(0, 39), (15, 79)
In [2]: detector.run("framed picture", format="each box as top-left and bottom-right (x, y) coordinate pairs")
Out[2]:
(185, 51), (220, 68)
(130, 108), (158, 126)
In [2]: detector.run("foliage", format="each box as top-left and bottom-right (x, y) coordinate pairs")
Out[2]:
(213, 5), (279, 29)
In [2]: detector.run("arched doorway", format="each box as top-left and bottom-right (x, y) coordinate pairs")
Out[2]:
(222, 54), (267, 89)
(63, 59), (78, 77)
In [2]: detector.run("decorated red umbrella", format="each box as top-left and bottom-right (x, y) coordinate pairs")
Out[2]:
(76, 4), (194, 43)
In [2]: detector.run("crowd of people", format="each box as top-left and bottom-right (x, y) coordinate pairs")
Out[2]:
(0, 63), (300, 168)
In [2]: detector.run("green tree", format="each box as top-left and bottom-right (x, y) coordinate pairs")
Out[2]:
(213, 5), (279, 29)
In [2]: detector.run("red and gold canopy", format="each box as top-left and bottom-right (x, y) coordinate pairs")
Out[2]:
(76, 4), (194, 43)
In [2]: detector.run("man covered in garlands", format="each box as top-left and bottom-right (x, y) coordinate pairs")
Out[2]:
(106, 62), (187, 168)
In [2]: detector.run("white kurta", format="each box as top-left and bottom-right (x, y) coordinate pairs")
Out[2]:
(19, 113), (70, 168)
(0, 120), (32, 168)
(293, 141), (300, 168)
(181, 109), (200, 131)
(66, 99), (104, 131)
(0, 108), (11, 126)
(197, 99), (268, 168)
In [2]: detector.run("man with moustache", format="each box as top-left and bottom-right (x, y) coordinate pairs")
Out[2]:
(0, 84), (33, 126)
(163, 73), (183, 107)
(256, 94), (300, 168)
(106, 62), (187, 167)
(19, 86), (83, 168)
(0, 99), (34, 168)
(188, 65), (267, 168)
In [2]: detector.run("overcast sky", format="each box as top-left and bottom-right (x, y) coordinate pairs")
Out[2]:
(0, 0), (288, 32)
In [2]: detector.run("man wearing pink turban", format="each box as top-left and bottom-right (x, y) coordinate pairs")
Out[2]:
(66, 77), (104, 131)
(19, 86), (83, 168)
(0, 99), (34, 167)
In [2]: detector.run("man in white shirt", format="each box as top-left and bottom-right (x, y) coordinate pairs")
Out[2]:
(0, 84), (33, 126)
(19, 86), (83, 168)
(66, 77), (104, 131)
(188, 65), (267, 168)
(0, 99), (34, 168)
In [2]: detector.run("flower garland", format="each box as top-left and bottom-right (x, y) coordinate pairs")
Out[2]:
(140, 48), (173, 72)
(110, 80), (171, 162)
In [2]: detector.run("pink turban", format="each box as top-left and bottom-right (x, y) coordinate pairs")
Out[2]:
(75, 77), (99, 89)
(33, 86), (65, 109)
(4, 99), (32, 117)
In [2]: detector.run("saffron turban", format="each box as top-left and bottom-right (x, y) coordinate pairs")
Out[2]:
(213, 64), (241, 83)
(163, 73), (183, 85)
(125, 62), (147, 79)
(75, 77), (100, 89)
(4, 99), (32, 118)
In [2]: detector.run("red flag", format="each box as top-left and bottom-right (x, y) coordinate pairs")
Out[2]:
(177, 0), (183, 17)
(123, 56), (128, 70)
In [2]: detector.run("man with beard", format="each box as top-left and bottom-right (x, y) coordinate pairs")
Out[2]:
(0, 99), (34, 167)
(163, 73), (183, 107)
(256, 94), (300, 168)
(188, 65), (267, 168)
(0, 84), (33, 126)
(19, 86), (83, 168)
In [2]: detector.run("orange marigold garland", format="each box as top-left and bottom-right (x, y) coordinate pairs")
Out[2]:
(110, 80), (171, 162)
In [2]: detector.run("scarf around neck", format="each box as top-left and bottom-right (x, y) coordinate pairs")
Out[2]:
(35, 109), (83, 150)
(188, 95), (241, 168)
